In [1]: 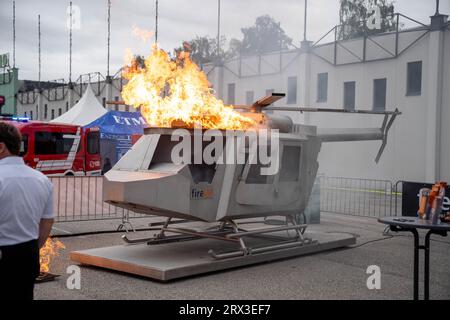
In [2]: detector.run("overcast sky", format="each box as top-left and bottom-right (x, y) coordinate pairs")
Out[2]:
(0, 0), (448, 81)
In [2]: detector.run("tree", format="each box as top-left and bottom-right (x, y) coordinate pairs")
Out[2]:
(173, 36), (228, 65)
(232, 15), (293, 56)
(172, 15), (294, 64)
(339, 0), (396, 40)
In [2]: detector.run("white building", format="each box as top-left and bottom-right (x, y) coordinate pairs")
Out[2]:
(15, 11), (450, 183)
(17, 73), (134, 122)
(203, 12), (450, 183)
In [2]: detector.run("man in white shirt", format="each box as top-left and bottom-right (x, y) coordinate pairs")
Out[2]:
(0, 122), (54, 300)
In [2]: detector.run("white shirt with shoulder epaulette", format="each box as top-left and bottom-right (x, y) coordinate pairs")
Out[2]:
(0, 156), (54, 246)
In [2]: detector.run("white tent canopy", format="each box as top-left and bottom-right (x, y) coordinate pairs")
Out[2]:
(51, 85), (107, 126)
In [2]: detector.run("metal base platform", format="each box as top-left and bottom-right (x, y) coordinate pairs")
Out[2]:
(70, 232), (356, 281)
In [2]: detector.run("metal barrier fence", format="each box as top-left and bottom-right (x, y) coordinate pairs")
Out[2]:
(49, 176), (142, 222)
(319, 176), (401, 217)
(393, 180), (404, 216)
(49, 176), (403, 222)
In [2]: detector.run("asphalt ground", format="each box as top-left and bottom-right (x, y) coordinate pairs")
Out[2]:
(35, 213), (450, 300)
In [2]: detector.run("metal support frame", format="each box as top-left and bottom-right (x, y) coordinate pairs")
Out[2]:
(155, 0), (158, 43)
(121, 215), (314, 260)
(362, 29), (367, 62)
(12, 1), (16, 68)
(389, 225), (448, 300)
(395, 14), (400, 56)
(312, 12), (431, 67)
(38, 15), (41, 91)
(333, 27), (338, 65)
(75, 72), (106, 97)
(337, 41), (364, 62)
(69, 2), (73, 83)
(41, 79), (68, 101)
(107, 0), (111, 77)
(225, 48), (301, 79)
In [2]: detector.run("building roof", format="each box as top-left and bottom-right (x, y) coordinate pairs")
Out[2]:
(18, 80), (64, 92)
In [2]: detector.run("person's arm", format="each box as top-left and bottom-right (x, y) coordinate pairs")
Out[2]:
(38, 218), (54, 248)
(39, 180), (55, 248)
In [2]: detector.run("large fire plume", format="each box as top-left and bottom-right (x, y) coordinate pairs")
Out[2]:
(121, 45), (256, 130)
(40, 238), (65, 273)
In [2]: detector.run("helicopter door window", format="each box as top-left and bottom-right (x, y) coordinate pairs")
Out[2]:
(189, 164), (216, 184)
(245, 147), (275, 184)
(148, 135), (179, 168)
(246, 163), (271, 184)
(279, 146), (301, 182)
(188, 135), (225, 184)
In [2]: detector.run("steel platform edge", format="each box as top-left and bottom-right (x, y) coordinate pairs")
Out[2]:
(70, 232), (356, 281)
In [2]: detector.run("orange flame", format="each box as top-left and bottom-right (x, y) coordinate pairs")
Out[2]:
(121, 44), (256, 130)
(39, 238), (65, 273)
(132, 25), (154, 43)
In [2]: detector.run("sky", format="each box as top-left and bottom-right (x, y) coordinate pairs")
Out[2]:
(0, 0), (448, 81)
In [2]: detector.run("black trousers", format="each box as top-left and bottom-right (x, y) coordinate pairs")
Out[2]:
(0, 239), (40, 300)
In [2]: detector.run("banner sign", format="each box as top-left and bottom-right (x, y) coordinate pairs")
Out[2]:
(85, 111), (147, 135)
(0, 53), (10, 68)
(401, 181), (450, 217)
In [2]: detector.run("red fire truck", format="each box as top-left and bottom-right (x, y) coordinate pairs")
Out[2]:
(0, 117), (101, 176)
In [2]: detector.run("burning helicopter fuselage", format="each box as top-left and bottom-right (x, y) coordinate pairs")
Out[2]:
(103, 114), (321, 222)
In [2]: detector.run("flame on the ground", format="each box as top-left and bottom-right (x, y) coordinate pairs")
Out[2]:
(40, 238), (65, 273)
(122, 44), (256, 130)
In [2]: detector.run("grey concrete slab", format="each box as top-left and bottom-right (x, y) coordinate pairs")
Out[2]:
(70, 232), (355, 281)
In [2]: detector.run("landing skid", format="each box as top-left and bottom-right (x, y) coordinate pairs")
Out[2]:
(117, 211), (136, 233)
(121, 215), (315, 259)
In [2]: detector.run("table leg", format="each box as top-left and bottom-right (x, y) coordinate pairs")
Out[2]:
(424, 231), (431, 300)
(391, 225), (419, 300)
(423, 229), (447, 301)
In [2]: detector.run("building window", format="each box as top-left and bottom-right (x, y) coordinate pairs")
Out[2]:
(246, 91), (254, 105)
(406, 61), (422, 96)
(58, 108), (62, 116)
(373, 78), (387, 111)
(227, 83), (235, 105)
(51, 109), (55, 120)
(66, 101), (69, 111)
(317, 73), (328, 102)
(125, 105), (130, 112)
(287, 77), (297, 104)
(114, 96), (119, 101)
(44, 104), (48, 119)
(343, 81), (356, 111)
